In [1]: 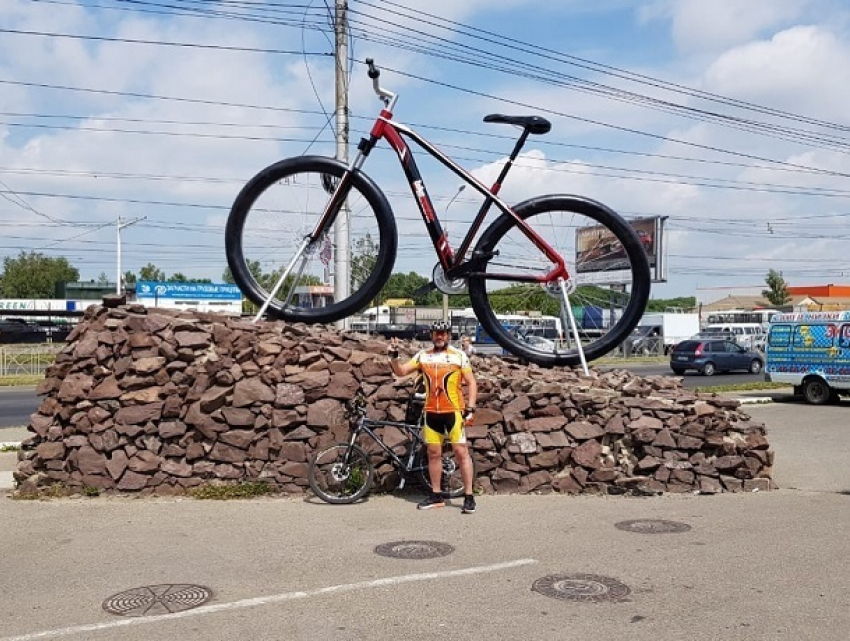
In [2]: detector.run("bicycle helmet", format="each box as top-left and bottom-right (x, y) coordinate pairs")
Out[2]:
(430, 319), (451, 332)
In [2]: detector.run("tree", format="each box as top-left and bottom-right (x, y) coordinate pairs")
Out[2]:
(97, 272), (110, 285)
(351, 234), (377, 290)
(0, 251), (79, 298)
(763, 269), (791, 306)
(645, 296), (697, 313)
(139, 263), (166, 282)
(123, 271), (137, 286)
(377, 272), (441, 306)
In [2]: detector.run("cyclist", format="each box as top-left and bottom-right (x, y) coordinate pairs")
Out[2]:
(388, 320), (478, 513)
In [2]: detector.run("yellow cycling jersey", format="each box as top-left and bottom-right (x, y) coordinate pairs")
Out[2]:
(406, 346), (472, 414)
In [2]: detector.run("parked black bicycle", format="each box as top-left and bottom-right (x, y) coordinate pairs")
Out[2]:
(308, 391), (476, 504)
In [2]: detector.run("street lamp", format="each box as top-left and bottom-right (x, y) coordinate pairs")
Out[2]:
(116, 215), (146, 294)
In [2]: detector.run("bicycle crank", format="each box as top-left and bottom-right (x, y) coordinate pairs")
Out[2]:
(432, 264), (468, 295)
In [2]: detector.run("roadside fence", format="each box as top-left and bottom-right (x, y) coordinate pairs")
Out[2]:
(0, 344), (61, 377)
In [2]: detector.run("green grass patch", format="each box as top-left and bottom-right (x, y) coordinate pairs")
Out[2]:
(190, 481), (274, 500)
(12, 484), (70, 500)
(1, 443), (21, 452)
(0, 375), (42, 387)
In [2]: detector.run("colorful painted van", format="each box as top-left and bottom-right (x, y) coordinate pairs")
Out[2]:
(764, 311), (850, 404)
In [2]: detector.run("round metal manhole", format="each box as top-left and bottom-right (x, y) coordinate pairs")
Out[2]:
(532, 574), (631, 602)
(102, 584), (213, 617)
(374, 540), (455, 559)
(615, 519), (692, 534)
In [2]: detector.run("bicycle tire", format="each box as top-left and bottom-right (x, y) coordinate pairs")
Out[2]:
(468, 195), (651, 367)
(414, 445), (475, 498)
(226, 156), (397, 323)
(308, 443), (375, 504)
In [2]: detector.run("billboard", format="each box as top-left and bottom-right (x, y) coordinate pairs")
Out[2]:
(575, 216), (667, 285)
(136, 281), (242, 301)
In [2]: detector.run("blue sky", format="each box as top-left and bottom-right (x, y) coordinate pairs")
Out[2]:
(2, 0), (850, 304)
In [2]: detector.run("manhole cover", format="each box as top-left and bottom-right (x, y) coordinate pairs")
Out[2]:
(374, 540), (454, 559)
(532, 574), (631, 602)
(615, 519), (692, 534)
(102, 584), (213, 617)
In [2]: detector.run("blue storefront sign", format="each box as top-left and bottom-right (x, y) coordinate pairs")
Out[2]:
(136, 281), (242, 301)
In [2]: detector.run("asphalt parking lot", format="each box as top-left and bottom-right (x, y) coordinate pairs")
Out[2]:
(0, 393), (848, 641)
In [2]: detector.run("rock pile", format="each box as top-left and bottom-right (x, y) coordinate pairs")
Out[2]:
(14, 304), (775, 497)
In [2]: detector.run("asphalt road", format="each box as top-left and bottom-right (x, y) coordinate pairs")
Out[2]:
(601, 361), (766, 388)
(0, 387), (38, 431)
(0, 398), (848, 641)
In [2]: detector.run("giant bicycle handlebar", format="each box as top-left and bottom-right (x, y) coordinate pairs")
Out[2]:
(365, 58), (397, 110)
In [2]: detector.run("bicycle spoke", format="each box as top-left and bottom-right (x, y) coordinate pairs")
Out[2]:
(226, 158), (396, 324)
(469, 196), (650, 367)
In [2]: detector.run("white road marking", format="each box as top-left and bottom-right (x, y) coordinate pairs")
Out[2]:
(1, 558), (538, 641)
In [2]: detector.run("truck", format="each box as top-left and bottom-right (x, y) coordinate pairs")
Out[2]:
(764, 310), (850, 404)
(625, 312), (701, 355)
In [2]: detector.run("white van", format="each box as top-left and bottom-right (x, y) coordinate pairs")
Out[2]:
(700, 323), (765, 350)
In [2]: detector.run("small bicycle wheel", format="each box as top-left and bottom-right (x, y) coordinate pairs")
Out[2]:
(226, 156), (397, 323)
(414, 445), (475, 498)
(308, 444), (375, 504)
(468, 195), (651, 367)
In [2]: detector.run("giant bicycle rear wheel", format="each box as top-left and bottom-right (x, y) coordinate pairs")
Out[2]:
(468, 195), (651, 367)
(308, 444), (375, 504)
(226, 156), (397, 323)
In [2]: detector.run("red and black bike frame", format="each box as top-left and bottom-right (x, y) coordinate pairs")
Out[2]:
(352, 108), (569, 285)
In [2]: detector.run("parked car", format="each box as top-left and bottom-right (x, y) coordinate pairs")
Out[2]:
(512, 327), (557, 352)
(669, 339), (763, 376)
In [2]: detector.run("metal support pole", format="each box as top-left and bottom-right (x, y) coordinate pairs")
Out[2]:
(334, 0), (350, 330)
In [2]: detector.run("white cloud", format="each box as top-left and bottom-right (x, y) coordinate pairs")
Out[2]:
(640, 0), (814, 54)
(703, 25), (850, 120)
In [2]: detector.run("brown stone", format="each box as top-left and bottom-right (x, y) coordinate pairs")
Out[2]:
(210, 442), (248, 464)
(117, 470), (150, 490)
(572, 440), (603, 469)
(161, 459), (194, 477)
(75, 446), (107, 475)
(233, 378), (275, 406)
(200, 386), (231, 413)
(158, 421), (187, 439)
(90, 376), (122, 400)
(115, 403), (163, 425)
(219, 430), (255, 449)
(651, 428), (678, 448)
(128, 450), (161, 473)
(306, 398), (345, 428)
(36, 442), (66, 460)
(564, 421), (603, 440)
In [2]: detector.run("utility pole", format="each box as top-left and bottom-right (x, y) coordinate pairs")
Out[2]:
(334, 0), (350, 329)
(116, 215), (146, 295)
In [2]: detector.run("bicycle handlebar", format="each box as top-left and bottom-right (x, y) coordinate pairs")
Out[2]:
(366, 57), (380, 79)
(364, 58), (396, 109)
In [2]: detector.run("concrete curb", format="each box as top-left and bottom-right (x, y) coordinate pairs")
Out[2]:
(737, 396), (777, 405)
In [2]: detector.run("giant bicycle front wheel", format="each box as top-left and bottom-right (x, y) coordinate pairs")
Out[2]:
(468, 195), (651, 367)
(226, 156), (397, 323)
(414, 445), (476, 498)
(308, 444), (375, 504)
